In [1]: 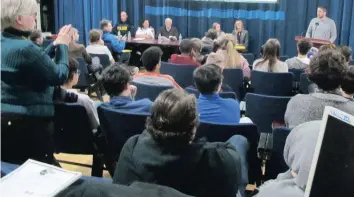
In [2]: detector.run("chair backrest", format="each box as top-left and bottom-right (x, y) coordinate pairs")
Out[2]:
(184, 87), (237, 100)
(300, 73), (312, 94)
(54, 103), (95, 154)
(196, 122), (261, 184)
(74, 57), (91, 89)
(242, 53), (255, 65)
(132, 82), (173, 101)
(266, 127), (291, 180)
(97, 105), (148, 161)
(279, 56), (289, 62)
(251, 70), (294, 96)
(222, 69), (244, 99)
(245, 93), (292, 134)
(89, 53), (111, 69)
(288, 69), (305, 82)
(160, 62), (196, 88)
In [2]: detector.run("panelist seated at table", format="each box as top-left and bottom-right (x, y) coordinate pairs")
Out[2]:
(113, 11), (132, 37)
(232, 20), (249, 48)
(212, 22), (226, 39)
(156, 18), (179, 40)
(170, 39), (201, 67)
(135, 20), (154, 40)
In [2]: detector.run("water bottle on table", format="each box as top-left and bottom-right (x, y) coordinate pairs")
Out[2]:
(179, 34), (182, 43)
(127, 31), (131, 41)
(158, 33), (162, 43)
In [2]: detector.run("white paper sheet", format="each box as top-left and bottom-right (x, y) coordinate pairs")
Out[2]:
(0, 159), (82, 197)
(133, 37), (146, 41)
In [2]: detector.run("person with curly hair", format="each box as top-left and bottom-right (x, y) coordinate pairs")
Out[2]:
(113, 88), (248, 197)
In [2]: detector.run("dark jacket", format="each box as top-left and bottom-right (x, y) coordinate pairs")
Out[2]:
(157, 26), (179, 38)
(112, 21), (132, 36)
(1, 27), (69, 117)
(113, 131), (241, 197)
(68, 42), (92, 64)
(232, 30), (249, 48)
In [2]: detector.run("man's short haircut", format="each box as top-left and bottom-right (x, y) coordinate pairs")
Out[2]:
(66, 58), (79, 83)
(179, 39), (194, 54)
(191, 38), (202, 53)
(102, 64), (131, 97)
(342, 69), (354, 94)
(29, 29), (42, 42)
(100, 19), (112, 30)
(193, 64), (222, 94)
(205, 29), (218, 40)
(318, 6), (327, 12)
(297, 39), (312, 55)
(308, 49), (347, 91)
(337, 46), (353, 63)
(89, 29), (102, 43)
(146, 88), (199, 146)
(141, 46), (163, 72)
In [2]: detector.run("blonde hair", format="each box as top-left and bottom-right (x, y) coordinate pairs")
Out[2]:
(1, 0), (38, 30)
(220, 34), (242, 69)
(89, 29), (103, 43)
(234, 20), (244, 31)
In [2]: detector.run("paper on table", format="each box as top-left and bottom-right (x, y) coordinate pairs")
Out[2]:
(0, 159), (82, 197)
(133, 37), (146, 41)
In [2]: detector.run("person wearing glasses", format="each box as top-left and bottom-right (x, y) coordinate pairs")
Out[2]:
(61, 58), (100, 132)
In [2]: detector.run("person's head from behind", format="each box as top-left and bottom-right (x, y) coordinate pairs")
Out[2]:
(205, 29), (218, 40)
(141, 19), (150, 29)
(317, 6), (327, 19)
(191, 38), (202, 56)
(165, 18), (172, 29)
(341, 69), (354, 98)
(337, 46), (352, 64)
(319, 44), (336, 52)
(308, 49), (347, 91)
(234, 20), (244, 31)
(89, 29), (103, 45)
(120, 11), (128, 22)
(219, 34), (241, 68)
(179, 39), (195, 57)
(212, 22), (221, 32)
(146, 89), (199, 147)
(142, 46), (163, 72)
(64, 58), (80, 88)
(29, 29), (43, 46)
(72, 28), (79, 42)
(1, 0), (38, 31)
(193, 64), (223, 94)
(297, 39), (312, 56)
(102, 65), (132, 97)
(263, 38), (280, 59)
(100, 19), (113, 32)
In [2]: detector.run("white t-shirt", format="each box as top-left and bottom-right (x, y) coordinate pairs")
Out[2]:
(135, 27), (154, 38)
(86, 44), (114, 62)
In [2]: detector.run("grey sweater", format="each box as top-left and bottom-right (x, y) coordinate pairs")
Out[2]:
(285, 93), (354, 128)
(306, 17), (337, 43)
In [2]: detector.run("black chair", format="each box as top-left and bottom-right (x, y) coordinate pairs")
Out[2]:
(196, 122), (262, 184)
(242, 53), (255, 65)
(251, 70), (294, 96)
(160, 62), (197, 88)
(289, 69), (305, 90)
(89, 53), (111, 69)
(265, 127), (291, 180)
(97, 105), (148, 175)
(54, 103), (104, 177)
(279, 56), (289, 62)
(245, 93), (292, 134)
(132, 82), (173, 101)
(223, 69), (244, 100)
(201, 47), (213, 56)
(185, 87), (237, 100)
(300, 73), (312, 94)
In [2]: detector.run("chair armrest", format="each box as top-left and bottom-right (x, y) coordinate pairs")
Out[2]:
(257, 132), (273, 160)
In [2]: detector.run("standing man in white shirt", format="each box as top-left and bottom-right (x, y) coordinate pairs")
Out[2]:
(306, 6), (337, 43)
(135, 20), (154, 39)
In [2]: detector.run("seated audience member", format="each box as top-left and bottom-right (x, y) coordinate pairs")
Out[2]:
(101, 65), (152, 114)
(157, 18), (179, 39)
(112, 11), (132, 36)
(285, 39), (312, 69)
(318, 44), (336, 52)
(201, 29), (217, 51)
(86, 29), (115, 64)
(342, 69), (354, 100)
(337, 45), (353, 66)
(232, 20), (249, 48)
(29, 29), (43, 46)
(206, 34), (251, 78)
(285, 49), (354, 128)
(134, 46), (181, 88)
(135, 19), (154, 39)
(257, 121), (321, 197)
(212, 22), (225, 38)
(61, 58), (99, 131)
(194, 64), (252, 124)
(253, 39), (288, 73)
(100, 19), (129, 64)
(191, 38), (207, 64)
(113, 88), (248, 197)
(69, 28), (92, 64)
(170, 39), (201, 67)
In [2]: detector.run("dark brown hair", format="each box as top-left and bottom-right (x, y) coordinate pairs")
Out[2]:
(255, 38), (281, 72)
